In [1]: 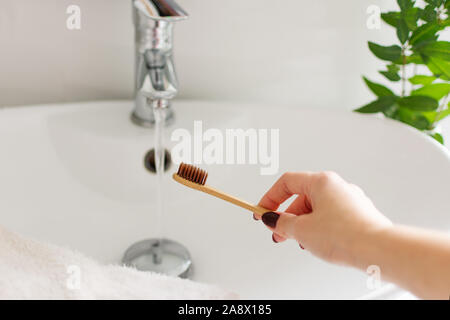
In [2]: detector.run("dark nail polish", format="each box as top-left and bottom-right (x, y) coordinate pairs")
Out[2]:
(262, 212), (279, 228)
(272, 234), (278, 243)
(299, 243), (305, 250)
(253, 213), (258, 221)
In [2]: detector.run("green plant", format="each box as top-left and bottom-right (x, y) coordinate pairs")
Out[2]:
(355, 0), (450, 144)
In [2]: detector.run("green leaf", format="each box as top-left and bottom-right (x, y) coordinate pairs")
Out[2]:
(381, 12), (401, 27)
(427, 56), (450, 79)
(420, 41), (450, 61)
(421, 5), (437, 22)
(411, 83), (450, 100)
(397, 0), (414, 11)
(436, 106), (450, 121)
(429, 132), (444, 144)
(409, 22), (441, 45)
(393, 107), (431, 130)
(406, 53), (425, 64)
(393, 54), (424, 65)
(404, 7), (420, 30)
(442, 18), (450, 28)
(421, 110), (438, 123)
(380, 63), (401, 81)
(380, 70), (401, 81)
(355, 96), (397, 113)
(397, 95), (439, 110)
(388, 64), (400, 73)
(424, 0), (444, 7)
(408, 75), (436, 85)
(368, 42), (402, 62)
(396, 19), (410, 44)
(363, 77), (395, 97)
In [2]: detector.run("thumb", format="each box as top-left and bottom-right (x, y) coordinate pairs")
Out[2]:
(261, 211), (300, 240)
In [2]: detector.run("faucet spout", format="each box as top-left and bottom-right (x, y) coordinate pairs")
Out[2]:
(131, 0), (188, 127)
(136, 0), (188, 20)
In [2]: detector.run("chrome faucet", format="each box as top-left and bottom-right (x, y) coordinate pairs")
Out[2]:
(124, 1), (192, 279)
(131, 0), (188, 127)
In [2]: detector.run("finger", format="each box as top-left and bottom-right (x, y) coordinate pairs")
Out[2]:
(261, 211), (301, 240)
(269, 194), (312, 242)
(272, 232), (286, 243)
(285, 194), (313, 215)
(258, 172), (314, 212)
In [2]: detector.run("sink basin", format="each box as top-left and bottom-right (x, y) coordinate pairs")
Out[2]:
(0, 100), (449, 299)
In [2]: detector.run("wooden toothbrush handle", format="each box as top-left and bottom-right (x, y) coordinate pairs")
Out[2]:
(201, 184), (269, 216)
(173, 173), (269, 216)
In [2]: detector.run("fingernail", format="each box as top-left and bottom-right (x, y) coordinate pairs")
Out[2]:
(299, 243), (304, 250)
(272, 234), (278, 243)
(261, 212), (279, 228)
(253, 213), (258, 221)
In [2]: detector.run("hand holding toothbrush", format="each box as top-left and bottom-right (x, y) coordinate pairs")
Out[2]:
(255, 171), (450, 300)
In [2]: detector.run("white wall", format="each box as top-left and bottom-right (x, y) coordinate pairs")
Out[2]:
(0, 0), (398, 109)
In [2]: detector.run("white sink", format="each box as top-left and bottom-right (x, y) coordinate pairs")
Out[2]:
(0, 100), (449, 299)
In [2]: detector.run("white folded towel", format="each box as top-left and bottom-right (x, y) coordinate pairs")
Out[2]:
(0, 226), (236, 299)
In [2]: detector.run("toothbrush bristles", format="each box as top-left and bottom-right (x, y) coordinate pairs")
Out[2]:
(177, 163), (208, 185)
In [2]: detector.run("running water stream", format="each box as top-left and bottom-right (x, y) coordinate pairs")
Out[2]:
(122, 103), (191, 277)
(152, 105), (166, 265)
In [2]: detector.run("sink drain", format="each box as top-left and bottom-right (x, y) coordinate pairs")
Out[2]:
(144, 149), (172, 173)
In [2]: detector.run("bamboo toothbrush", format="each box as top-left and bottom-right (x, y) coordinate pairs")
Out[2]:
(173, 163), (268, 217)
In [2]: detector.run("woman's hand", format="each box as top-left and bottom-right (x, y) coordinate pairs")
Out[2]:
(255, 171), (450, 299)
(254, 171), (392, 266)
